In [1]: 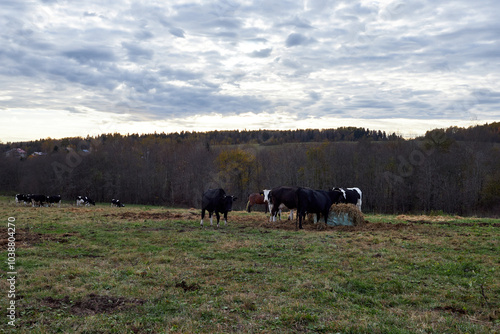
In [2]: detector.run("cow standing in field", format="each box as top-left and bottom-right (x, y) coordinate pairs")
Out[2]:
(297, 188), (345, 229)
(246, 192), (267, 213)
(266, 186), (299, 222)
(111, 199), (125, 207)
(201, 188), (237, 228)
(47, 195), (62, 207)
(334, 187), (362, 211)
(15, 194), (31, 206)
(76, 196), (95, 206)
(263, 189), (292, 221)
(31, 194), (47, 207)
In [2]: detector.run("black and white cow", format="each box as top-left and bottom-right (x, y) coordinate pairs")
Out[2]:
(15, 194), (31, 206)
(76, 196), (95, 206)
(30, 194), (47, 207)
(297, 188), (344, 229)
(266, 186), (298, 222)
(111, 199), (125, 207)
(47, 195), (62, 207)
(201, 188), (237, 228)
(333, 187), (362, 211)
(263, 189), (293, 221)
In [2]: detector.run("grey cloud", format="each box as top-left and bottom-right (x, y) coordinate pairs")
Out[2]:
(62, 48), (116, 64)
(169, 27), (185, 38)
(122, 42), (154, 61)
(285, 33), (316, 47)
(276, 16), (314, 29)
(248, 48), (272, 58)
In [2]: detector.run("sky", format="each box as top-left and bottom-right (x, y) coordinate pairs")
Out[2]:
(1, 0), (499, 142)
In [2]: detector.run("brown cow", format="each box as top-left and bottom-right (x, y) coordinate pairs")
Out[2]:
(246, 192), (268, 213)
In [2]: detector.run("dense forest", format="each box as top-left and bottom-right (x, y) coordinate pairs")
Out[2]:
(1, 123), (500, 215)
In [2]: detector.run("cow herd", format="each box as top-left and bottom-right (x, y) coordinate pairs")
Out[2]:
(205, 186), (362, 229)
(15, 194), (125, 208)
(15, 186), (362, 230)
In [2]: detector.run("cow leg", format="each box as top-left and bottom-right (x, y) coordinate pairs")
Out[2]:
(215, 212), (220, 228)
(223, 212), (228, 226)
(201, 209), (206, 227)
(268, 203), (274, 222)
(209, 212), (213, 226)
(289, 209), (294, 221)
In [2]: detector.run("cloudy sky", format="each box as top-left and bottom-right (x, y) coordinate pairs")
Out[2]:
(1, 0), (499, 142)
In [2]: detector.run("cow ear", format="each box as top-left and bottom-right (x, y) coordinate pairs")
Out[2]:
(233, 197), (237, 201)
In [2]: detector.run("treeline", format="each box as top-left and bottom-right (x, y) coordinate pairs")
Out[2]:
(1, 124), (499, 215)
(1, 127), (400, 155)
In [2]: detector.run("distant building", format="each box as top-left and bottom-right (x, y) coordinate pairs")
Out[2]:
(5, 148), (27, 159)
(30, 152), (47, 158)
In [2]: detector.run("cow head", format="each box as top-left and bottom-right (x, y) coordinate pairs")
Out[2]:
(262, 189), (271, 203)
(332, 187), (347, 202)
(223, 195), (237, 212)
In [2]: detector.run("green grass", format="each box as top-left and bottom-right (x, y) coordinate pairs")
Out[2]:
(0, 196), (499, 333)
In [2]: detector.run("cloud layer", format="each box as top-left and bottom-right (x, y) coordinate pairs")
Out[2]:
(1, 0), (499, 141)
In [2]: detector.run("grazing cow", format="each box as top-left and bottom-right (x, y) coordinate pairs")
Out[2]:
(267, 186), (299, 222)
(111, 199), (125, 207)
(76, 196), (95, 206)
(30, 194), (47, 207)
(246, 192), (267, 213)
(201, 188), (237, 228)
(15, 194), (31, 206)
(47, 195), (62, 207)
(334, 187), (362, 211)
(297, 188), (345, 229)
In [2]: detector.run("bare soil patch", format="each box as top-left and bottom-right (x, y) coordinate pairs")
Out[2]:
(0, 228), (79, 248)
(104, 210), (199, 222)
(41, 294), (145, 315)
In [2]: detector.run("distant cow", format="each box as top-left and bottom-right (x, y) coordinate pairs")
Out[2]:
(297, 188), (345, 229)
(266, 186), (299, 222)
(111, 199), (125, 207)
(47, 195), (62, 207)
(246, 192), (267, 213)
(201, 188), (237, 228)
(334, 187), (362, 211)
(76, 196), (95, 206)
(15, 194), (31, 206)
(31, 194), (47, 207)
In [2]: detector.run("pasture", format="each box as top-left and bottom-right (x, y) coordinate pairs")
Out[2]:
(0, 197), (499, 333)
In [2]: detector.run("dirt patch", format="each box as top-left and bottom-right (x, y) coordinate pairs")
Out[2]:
(397, 214), (464, 223)
(41, 294), (145, 315)
(175, 280), (201, 292)
(259, 216), (500, 231)
(397, 215), (500, 227)
(104, 210), (199, 222)
(0, 229), (79, 248)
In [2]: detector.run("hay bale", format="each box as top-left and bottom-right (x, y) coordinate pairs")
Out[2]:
(327, 203), (364, 226)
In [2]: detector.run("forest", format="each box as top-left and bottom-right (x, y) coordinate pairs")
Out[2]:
(1, 123), (500, 215)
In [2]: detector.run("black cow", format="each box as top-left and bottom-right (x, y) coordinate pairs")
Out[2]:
(333, 187), (362, 211)
(31, 194), (47, 207)
(76, 196), (95, 206)
(15, 194), (31, 206)
(201, 188), (237, 228)
(111, 199), (125, 207)
(297, 188), (344, 229)
(267, 186), (298, 222)
(47, 195), (62, 207)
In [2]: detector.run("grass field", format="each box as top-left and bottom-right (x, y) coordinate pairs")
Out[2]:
(0, 197), (499, 333)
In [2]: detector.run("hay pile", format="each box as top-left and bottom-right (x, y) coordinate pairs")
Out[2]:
(327, 203), (365, 226)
